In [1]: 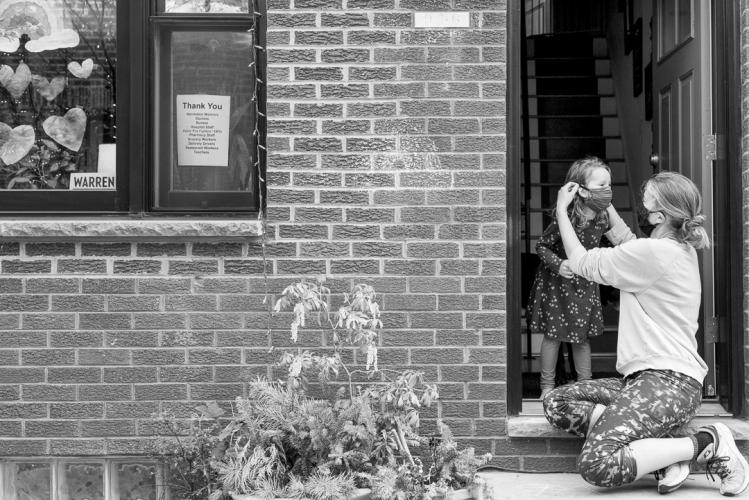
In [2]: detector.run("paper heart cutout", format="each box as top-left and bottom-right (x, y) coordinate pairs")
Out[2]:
(32, 75), (67, 101)
(0, 65), (12, 86)
(0, 123), (35, 165)
(1, 62), (31, 99)
(0, 38), (19, 53)
(43, 108), (87, 152)
(67, 59), (94, 79)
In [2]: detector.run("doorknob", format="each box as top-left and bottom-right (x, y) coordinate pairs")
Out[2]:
(649, 154), (660, 168)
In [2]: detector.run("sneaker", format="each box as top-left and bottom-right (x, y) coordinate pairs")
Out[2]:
(695, 422), (749, 496)
(654, 460), (690, 494)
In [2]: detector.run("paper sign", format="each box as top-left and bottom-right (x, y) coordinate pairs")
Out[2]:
(176, 94), (231, 167)
(70, 173), (116, 190)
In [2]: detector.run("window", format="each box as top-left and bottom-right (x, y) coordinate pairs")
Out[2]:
(1, 459), (162, 499)
(657, 0), (693, 60)
(0, 0), (265, 214)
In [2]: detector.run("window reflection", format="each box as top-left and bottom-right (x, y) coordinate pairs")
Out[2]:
(0, 0), (116, 190)
(115, 463), (157, 500)
(12, 462), (51, 500)
(164, 0), (249, 13)
(61, 463), (105, 500)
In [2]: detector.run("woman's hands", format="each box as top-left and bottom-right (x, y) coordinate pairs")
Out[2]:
(557, 182), (580, 214)
(559, 260), (574, 279)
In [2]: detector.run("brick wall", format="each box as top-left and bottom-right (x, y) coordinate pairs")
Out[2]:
(265, 0), (508, 463)
(0, 2), (521, 465)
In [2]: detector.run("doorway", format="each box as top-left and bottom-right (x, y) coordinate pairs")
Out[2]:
(507, 0), (744, 415)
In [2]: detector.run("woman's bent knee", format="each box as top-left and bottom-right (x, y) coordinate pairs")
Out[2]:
(577, 444), (637, 488)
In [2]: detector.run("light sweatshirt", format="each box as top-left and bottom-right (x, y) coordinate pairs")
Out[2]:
(567, 210), (708, 384)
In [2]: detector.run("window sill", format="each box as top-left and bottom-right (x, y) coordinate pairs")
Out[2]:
(509, 403), (749, 439)
(0, 218), (264, 242)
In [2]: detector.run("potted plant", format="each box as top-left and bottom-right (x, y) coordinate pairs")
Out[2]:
(153, 279), (493, 499)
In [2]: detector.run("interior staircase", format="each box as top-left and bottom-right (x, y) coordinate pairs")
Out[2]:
(520, 32), (635, 398)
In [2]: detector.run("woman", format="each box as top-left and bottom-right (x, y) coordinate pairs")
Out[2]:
(543, 171), (748, 496)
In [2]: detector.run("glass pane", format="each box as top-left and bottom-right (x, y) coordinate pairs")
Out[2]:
(677, 0), (692, 43)
(12, 463), (51, 500)
(116, 463), (157, 500)
(659, 89), (671, 172)
(658, 0), (676, 57)
(61, 463), (105, 500)
(158, 29), (254, 208)
(162, 0), (249, 13)
(0, 0), (116, 191)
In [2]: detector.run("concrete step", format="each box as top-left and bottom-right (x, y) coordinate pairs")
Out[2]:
(477, 470), (730, 499)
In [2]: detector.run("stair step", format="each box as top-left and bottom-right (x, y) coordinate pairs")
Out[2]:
(531, 75), (607, 79)
(535, 78), (598, 94)
(528, 94), (614, 98)
(527, 114), (618, 118)
(528, 56), (610, 61)
(529, 135), (620, 140)
(530, 35), (595, 57)
(523, 181), (630, 187)
(522, 158), (625, 162)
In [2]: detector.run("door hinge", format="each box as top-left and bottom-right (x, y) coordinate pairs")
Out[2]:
(705, 317), (719, 343)
(702, 134), (725, 161)
(704, 134), (718, 162)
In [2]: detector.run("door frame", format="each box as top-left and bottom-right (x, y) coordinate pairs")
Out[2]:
(507, 0), (524, 416)
(711, 0), (744, 416)
(506, 0), (745, 417)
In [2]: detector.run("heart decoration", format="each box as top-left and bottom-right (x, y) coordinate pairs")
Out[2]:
(0, 123), (35, 165)
(0, 65), (13, 86)
(43, 108), (87, 152)
(0, 38), (19, 54)
(32, 75), (67, 101)
(0, 62), (31, 99)
(67, 58), (94, 79)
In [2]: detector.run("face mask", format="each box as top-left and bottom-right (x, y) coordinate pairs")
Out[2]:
(581, 186), (612, 212)
(637, 205), (661, 237)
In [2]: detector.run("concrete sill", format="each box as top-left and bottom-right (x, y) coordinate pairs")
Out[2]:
(509, 409), (749, 440)
(0, 218), (264, 242)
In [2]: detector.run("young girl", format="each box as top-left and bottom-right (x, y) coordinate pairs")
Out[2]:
(526, 156), (613, 399)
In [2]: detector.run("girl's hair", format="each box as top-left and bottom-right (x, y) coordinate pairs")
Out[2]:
(644, 171), (710, 249)
(555, 156), (611, 228)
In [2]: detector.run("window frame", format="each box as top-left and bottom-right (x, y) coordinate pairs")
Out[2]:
(0, 1), (266, 218)
(0, 1), (131, 215)
(151, 15), (260, 213)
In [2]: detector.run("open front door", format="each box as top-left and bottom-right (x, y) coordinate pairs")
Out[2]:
(651, 0), (716, 397)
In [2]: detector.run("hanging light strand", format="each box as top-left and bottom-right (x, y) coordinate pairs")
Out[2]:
(249, 0), (271, 337)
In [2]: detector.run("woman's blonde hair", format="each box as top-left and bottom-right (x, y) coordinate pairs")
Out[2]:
(645, 171), (710, 249)
(554, 156), (610, 228)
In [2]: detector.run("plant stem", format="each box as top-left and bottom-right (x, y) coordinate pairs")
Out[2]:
(393, 420), (415, 466)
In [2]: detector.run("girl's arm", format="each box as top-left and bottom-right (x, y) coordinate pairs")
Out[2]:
(556, 183), (584, 260)
(535, 219), (564, 274)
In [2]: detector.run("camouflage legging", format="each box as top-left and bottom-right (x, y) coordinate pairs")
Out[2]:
(543, 369), (702, 488)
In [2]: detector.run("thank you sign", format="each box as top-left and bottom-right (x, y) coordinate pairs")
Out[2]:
(176, 94), (231, 167)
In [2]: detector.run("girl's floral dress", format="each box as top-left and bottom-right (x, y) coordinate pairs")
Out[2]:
(526, 215), (608, 343)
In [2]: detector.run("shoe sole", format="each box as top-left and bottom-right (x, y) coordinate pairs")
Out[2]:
(657, 462), (690, 495)
(658, 478), (688, 495)
(714, 422), (749, 496)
